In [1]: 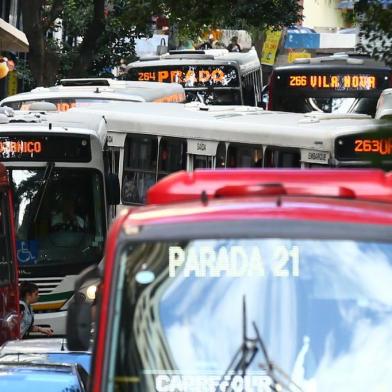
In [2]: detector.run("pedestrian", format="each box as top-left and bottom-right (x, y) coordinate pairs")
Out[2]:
(196, 34), (215, 50)
(227, 36), (241, 52)
(19, 282), (54, 338)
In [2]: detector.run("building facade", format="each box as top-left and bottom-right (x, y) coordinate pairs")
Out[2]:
(302, 0), (347, 31)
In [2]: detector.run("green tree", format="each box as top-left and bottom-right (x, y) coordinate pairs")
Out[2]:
(21, 0), (149, 86)
(354, 0), (392, 65)
(20, 0), (302, 87)
(124, 0), (302, 45)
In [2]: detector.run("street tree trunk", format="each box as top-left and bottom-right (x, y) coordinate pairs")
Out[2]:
(21, 0), (62, 86)
(68, 0), (105, 77)
(21, 0), (106, 85)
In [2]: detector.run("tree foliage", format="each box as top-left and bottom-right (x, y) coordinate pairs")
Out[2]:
(21, 0), (149, 86)
(354, 0), (392, 66)
(20, 0), (302, 87)
(124, 0), (302, 41)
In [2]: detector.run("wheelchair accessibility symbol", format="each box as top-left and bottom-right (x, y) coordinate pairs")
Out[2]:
(17, 241), (38, 264)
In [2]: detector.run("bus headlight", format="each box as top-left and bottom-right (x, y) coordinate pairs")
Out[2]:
(86, 284), (97, 301)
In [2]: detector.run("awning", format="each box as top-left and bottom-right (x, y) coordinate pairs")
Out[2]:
(0, 18), (29, 52)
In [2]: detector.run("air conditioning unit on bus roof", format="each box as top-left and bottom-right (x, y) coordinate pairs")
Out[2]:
(58, 78), (113, 87)
(294, 53), (364, 65)
(165, 48), (229, 58)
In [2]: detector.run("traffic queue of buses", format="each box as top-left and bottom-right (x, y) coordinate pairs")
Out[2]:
(0, 48), (391, 391)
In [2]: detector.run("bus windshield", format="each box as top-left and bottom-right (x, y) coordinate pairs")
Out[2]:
(9, 168), (105, 269)
(110, 237), (392, 392)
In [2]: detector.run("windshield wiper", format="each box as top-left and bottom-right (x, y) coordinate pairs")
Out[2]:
(33, 162), (55, 223)
(253, 322), (304, 392)
(215, 296), (258, 388)
(216, 296), (303, 392)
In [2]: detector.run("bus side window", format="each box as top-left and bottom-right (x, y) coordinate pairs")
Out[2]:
(254, 70), (262, 105)
(242, 74), (256, 106)
(103, 149), (120, 176)
(158, 137), (187, 179)
(122, 135), (158, 204)
(0, 192), (12, 285)
(216, 142), (226, 168)
(264, 147), (301, 168)
(227, 143), (263, 168)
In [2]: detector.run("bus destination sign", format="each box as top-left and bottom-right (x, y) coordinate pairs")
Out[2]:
(0, 134), (91, 162)
(335, 133), (392, 161)
(288, 74), (377, 91)
(129, 65), (240, 88)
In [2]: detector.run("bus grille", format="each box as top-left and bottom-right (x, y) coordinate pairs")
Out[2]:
(19, 277), (63, 295)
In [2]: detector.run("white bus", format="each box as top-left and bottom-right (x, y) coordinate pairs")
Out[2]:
(0, 78), (186, 112)
(49, 102), (392, 206)
(0, 109), (119, 334)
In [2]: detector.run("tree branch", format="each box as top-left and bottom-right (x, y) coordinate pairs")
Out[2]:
(45, 0), (64, 28)
(69, 0), (106, 76)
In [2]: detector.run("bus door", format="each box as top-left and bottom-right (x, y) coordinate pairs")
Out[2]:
(187, 140), (218, 170)
(106, 132), (126, 216)
(0, 165), (18, 345)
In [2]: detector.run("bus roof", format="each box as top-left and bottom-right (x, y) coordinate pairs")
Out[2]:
(48, 101), (381, 152)
(0, 79), (185, 106)
(274, 53), (391, 73)
(0, 123), (104, 169)
(127, 48), (261, 73)
(273, 63), (391, 74)
(0, 110), (106, 147)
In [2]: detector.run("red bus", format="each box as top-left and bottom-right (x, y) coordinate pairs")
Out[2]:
(0, 163), (19, 345)
(68, 169), (392, 392)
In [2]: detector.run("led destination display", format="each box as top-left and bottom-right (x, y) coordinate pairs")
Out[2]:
(0, 135), (91, 162)
(335, 132), (392, 161)
(288, 74), (377, 90)
(129, 65), (240, 88)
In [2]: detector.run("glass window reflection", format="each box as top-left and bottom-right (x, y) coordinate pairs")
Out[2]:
(112, 238), (392, 392)
(9, 168), (105, 268)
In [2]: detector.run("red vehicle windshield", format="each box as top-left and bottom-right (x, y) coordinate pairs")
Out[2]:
(97, 220), (392, 392)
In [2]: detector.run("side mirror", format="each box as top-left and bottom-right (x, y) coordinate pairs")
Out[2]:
(66, 265), (100, 351)
(105, 173), (120, 205)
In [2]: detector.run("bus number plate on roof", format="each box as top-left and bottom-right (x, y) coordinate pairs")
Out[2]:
(0, 134), (91, 162)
